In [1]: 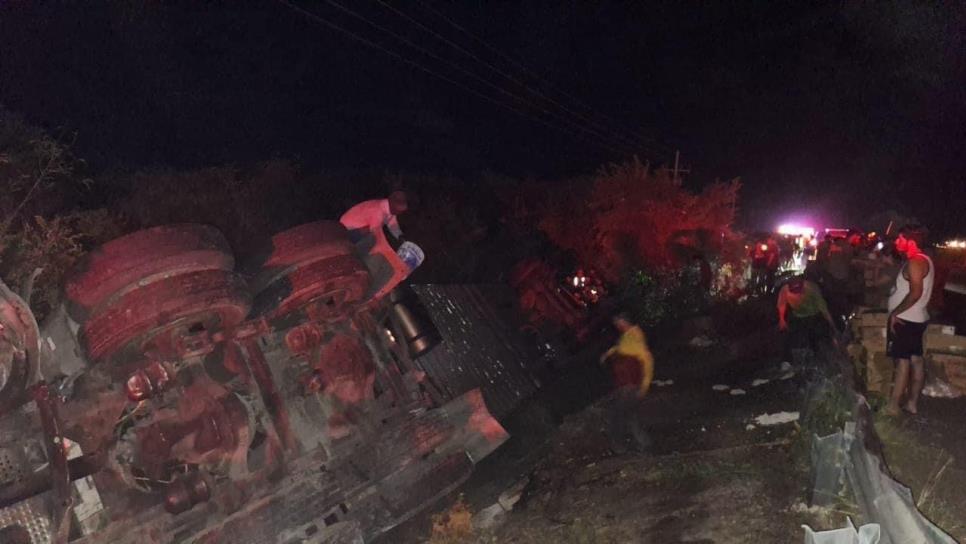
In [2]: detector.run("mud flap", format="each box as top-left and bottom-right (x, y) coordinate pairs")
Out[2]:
(436, 388), (510, 463)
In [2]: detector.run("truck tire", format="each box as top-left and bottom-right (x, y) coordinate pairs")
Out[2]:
(79, 270), (251, 363)
(244, 221), (355, 292)
(65, 224), (234, 322)
(246, 221), (369, 320)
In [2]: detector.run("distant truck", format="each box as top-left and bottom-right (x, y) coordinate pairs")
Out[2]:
(0, 222), (507, 544)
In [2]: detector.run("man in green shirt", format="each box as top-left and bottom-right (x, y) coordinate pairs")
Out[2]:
(777, 275), (836, 362)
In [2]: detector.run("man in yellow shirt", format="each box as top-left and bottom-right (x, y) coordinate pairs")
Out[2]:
(600, 313), (654, 453)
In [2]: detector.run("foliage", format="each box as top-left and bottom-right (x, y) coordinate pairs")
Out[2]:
(616, 268), (708, 329)
(115, 160), (304, 251)
(0, 107), (121, 319)
(0, 107), (88, 241)
(0, 211), (125, 320)
(536, 158), (740, 283)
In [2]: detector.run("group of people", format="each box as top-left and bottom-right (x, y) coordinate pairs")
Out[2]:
(775, 224), (934, 416)
(749, 236), (781, 294)
(597, 223), (935, 454)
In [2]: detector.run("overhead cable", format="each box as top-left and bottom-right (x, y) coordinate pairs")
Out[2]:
(274, 0), (630, 155)
(319, 0), (639, 154)
(412, 0), (675, 158)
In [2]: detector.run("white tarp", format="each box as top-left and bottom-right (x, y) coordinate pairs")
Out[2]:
(803, 518), (881, 544)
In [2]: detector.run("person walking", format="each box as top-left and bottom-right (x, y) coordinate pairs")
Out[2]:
(885, 224), (934, 416)
(599, 313), (654, 453)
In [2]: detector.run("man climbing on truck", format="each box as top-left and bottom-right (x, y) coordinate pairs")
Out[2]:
(341, 190), (423, 300)
(339, 190), (408, 252)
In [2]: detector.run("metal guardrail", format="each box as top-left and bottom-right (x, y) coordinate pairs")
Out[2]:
(806, 354), (958, 544)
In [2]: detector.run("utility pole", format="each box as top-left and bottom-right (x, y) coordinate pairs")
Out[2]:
(671, 150), (691, 183)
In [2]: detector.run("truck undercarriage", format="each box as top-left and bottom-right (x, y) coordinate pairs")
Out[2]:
(0, 222), (508, 544)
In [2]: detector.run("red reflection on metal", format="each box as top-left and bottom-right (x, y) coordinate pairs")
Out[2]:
(315, 334), (375, 405)
(284, 324), (322, 355)
(280, 255), (368, 320)
(164, 473), (211, 515)
(125, 361), (174, 401)
(261, 221), (354, 269)
(510, 258), (585, 333)
(463, 389), (509, 444)
(298, 370), (325, 395)
(136, 391), (249, 479)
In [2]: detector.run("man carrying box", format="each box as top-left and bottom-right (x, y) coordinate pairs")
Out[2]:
(885, 224), (934, 416)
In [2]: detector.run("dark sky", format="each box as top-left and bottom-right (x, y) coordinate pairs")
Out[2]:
(2, 1), (965, 232)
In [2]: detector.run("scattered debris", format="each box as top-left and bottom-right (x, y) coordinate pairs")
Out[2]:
(689, 335), (715, 348)
(754, 411), (800, 426)
(922, 379), (963, 399)
(746, 424), (756, 431)
(653, 379), (674, 387)
(780, 361), (793, 372)
(713, 384), (731, 391)
(802, 518), (881, 544)
(752, 378), (770, 387)
(730, 388), (747, 396)
(497, 477), (529, 512)
(791, 501), (829, 515)
(781, 370), (796, 380)
(471, 503), (506, 531)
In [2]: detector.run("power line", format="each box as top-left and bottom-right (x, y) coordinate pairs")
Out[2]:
(371, 0), (661, 157)
(273, 0), (630, 155)
(413, 0), (675, 158)
(319, 0), (639, 154)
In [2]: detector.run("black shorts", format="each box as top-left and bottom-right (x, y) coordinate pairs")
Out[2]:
(887, 319), (928, 359)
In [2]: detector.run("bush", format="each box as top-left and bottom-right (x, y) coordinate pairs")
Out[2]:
(0, 107), (121, 319)
(537, 158), (740, 283)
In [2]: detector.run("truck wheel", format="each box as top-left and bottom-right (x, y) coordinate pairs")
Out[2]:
(246, 221), (369, 320)
(244, 221), (355, 292)
(65, 224), (234, 322)
(79, 270), (251, 363)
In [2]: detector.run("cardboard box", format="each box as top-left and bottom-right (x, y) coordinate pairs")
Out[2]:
(926, 352), (954, 382)
(924, 333), (966, 354)
(847, 342), (867, 380)
(861, 326), (887, 339)
(862, 337), (887, 354)
(865, 351), (894, 394)
(859, 312), (889, 328)
(926, 323), (955, 336)
(928, 352), (966, 391)
(860, 326), (887, 353)
(849, 319), (863, 339)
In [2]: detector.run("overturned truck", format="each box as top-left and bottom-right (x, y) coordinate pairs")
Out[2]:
(0, 222), (508, 543)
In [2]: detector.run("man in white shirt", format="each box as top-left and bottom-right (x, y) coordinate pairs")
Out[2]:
(885, 224), (934, 416)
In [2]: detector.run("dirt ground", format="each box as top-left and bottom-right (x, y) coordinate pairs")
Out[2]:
(380, 338), (845, 544)
(872, 395), (966, 540)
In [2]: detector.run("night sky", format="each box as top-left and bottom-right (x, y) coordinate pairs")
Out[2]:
(2, 2), (965, 233)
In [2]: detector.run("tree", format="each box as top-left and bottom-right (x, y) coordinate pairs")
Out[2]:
(537, 158), (740, 282)
(0, 107), (122, 318)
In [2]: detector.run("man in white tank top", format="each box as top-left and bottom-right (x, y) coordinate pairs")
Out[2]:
(885, 224), (934, 416)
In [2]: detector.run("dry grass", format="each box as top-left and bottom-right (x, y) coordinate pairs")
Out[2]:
(429, 495), (474, 544)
